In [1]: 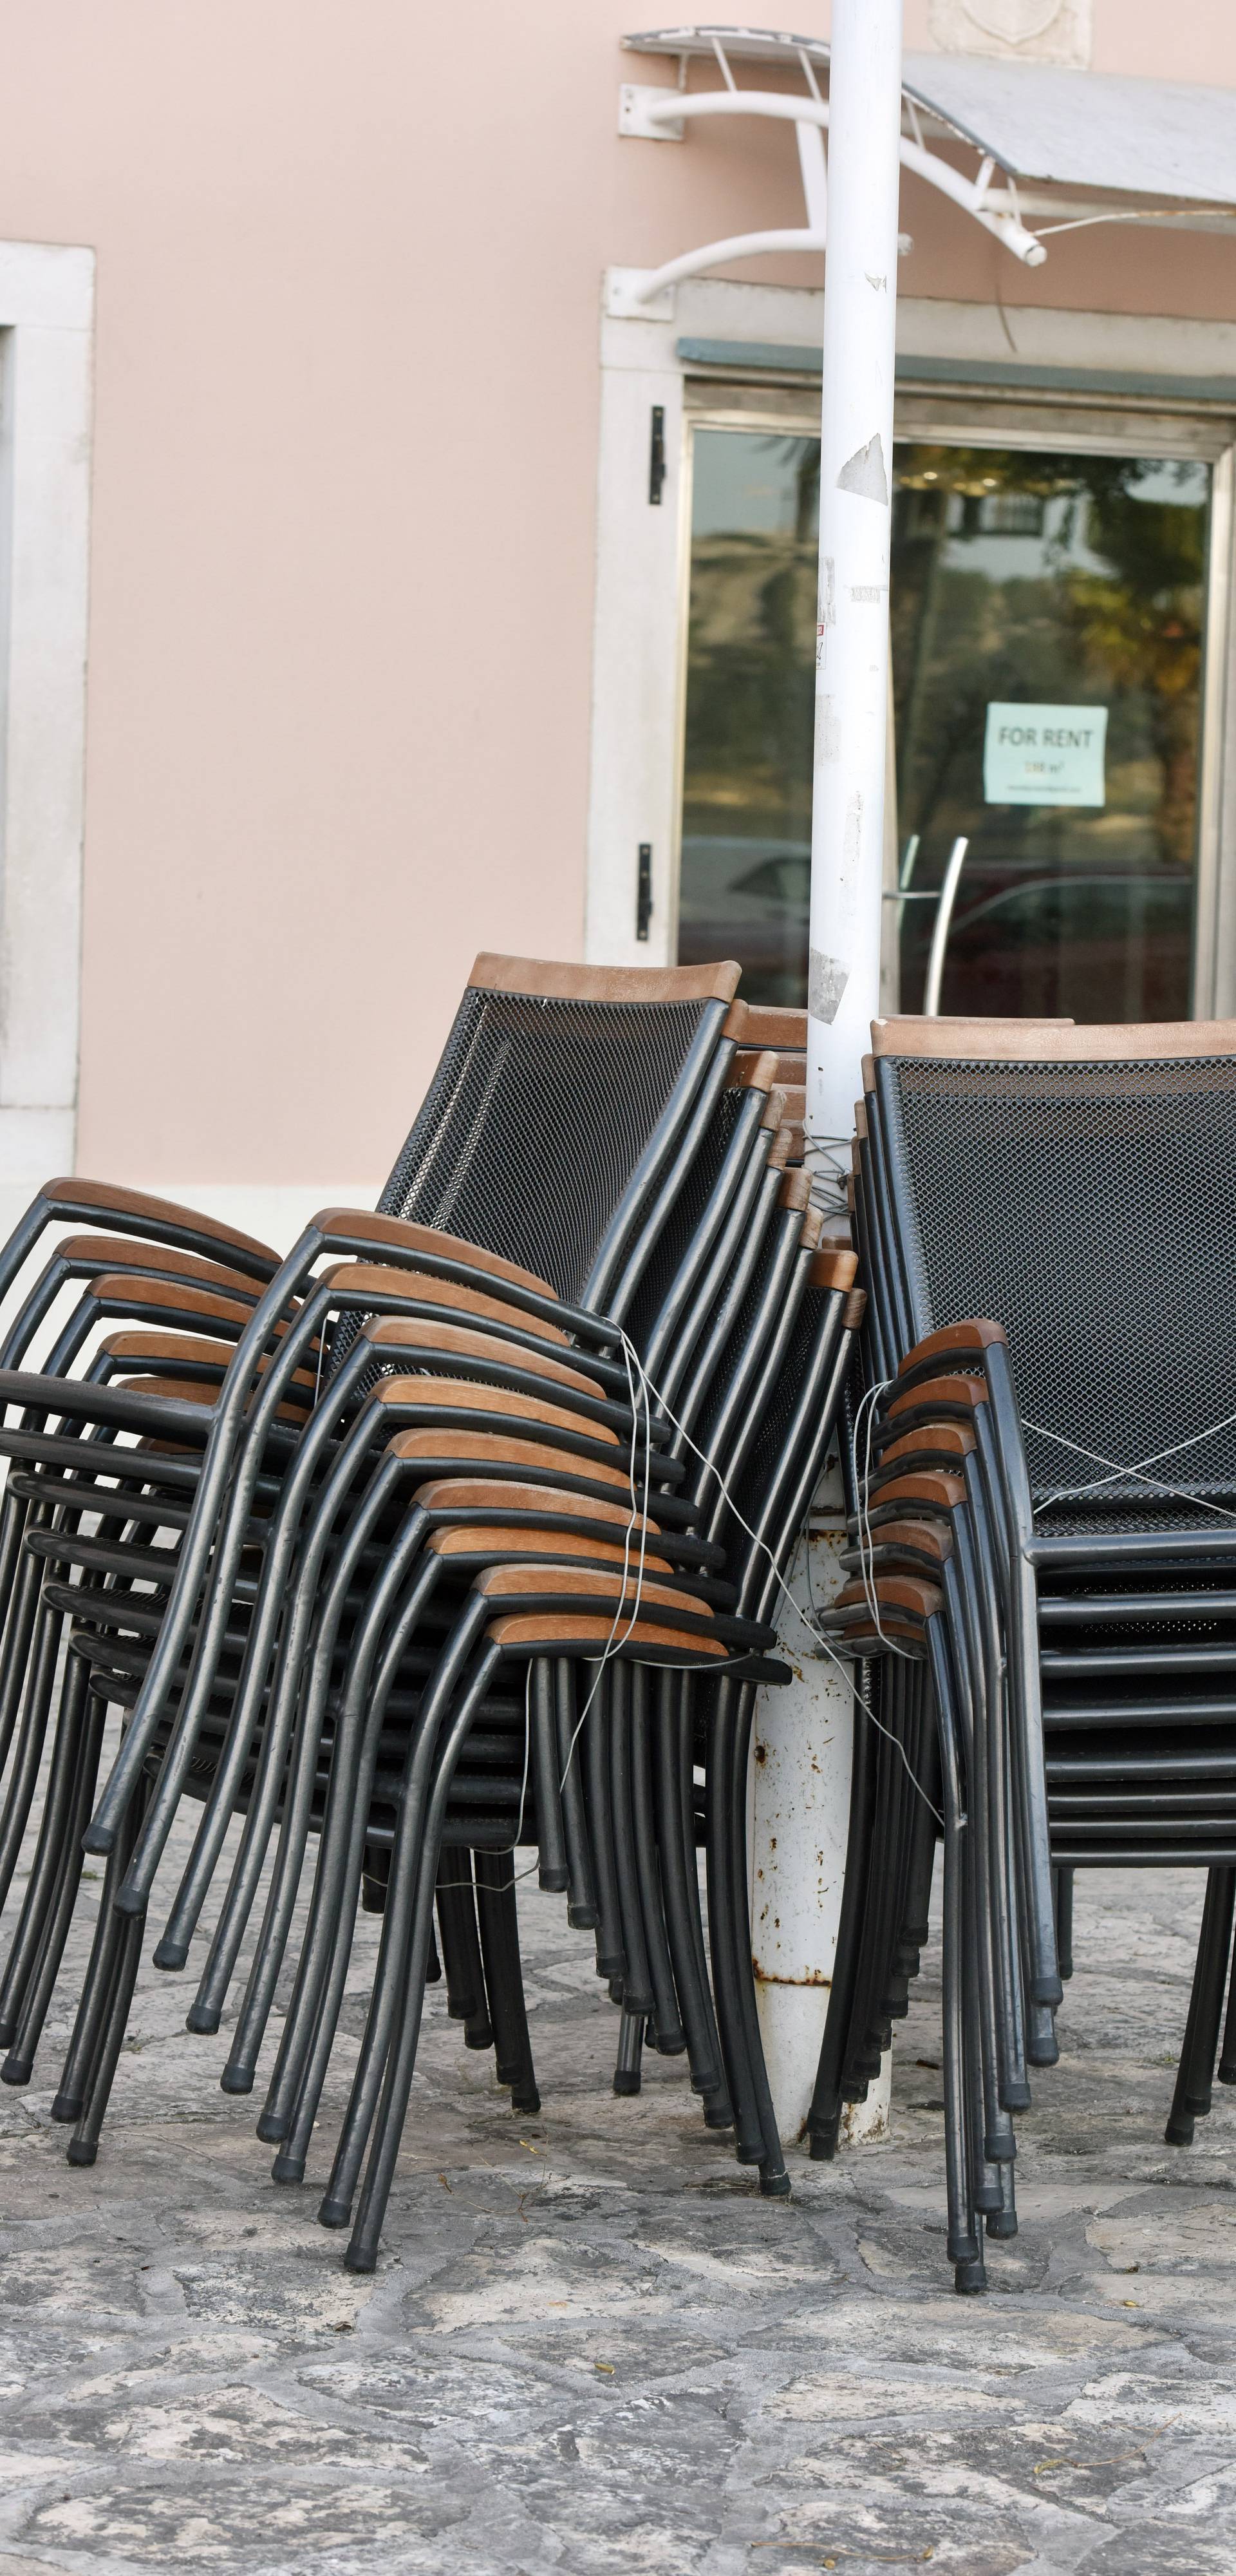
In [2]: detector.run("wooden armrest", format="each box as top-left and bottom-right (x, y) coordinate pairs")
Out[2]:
(810, 1248), (859, 1293)
(88, 1273), (263, 1332)
(411, 1477), (660, 1536)
(312, 1210), (558, 1301)
(318, 1262), (570, 1345)
(886, 1372), (989, 1425)
(35, 1179), (277, 1277)
(429, 1524), (675, 1574)
(373, 1374), (620, 1447)
(388, 1426), (631, 1492)
(364, 1313), (603, 1397)
(898, 1320), (1008, 1374)
(55, 1233), (265, 1301)
(487, 1611), (727, 1660)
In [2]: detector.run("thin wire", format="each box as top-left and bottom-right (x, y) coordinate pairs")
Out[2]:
(619, 1336), (943, 1827)
(1027, 1410), (1236, 1524)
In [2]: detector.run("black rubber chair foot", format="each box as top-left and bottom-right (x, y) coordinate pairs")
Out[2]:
(270, 2153), (305, 2184)
(954, 2257), (988, 2295)
(985, 2208), (1018, 2239)
(1218, 2063), (1236, 2085)
(973, 2182), (1003, 2212)
(567, 1904), (600, 1931)
(735, 2143), (764, 2166)
(539, 1868), (570, 1894)
(595, 1954), (626, 1980)
(186, 2005), (222, 2036)
(606, 1978), (625, 2006)
(1183, 2092), (1213, 2118)
(219, 2064), (254, 2094)
(612, 2070), (641, 2096)
(948, 2233), (981, 2264)
(464, 2025), (495, 2051)
(759, 2170), (791, 2198)
(318, 2197), (351, 2229)
(621, 1994), (654, 2019)
(256, 2111), (288, 2143)
(1165, 2116), (1195, 2146)
(153, 1940), (189, 1972)
(1, 2058), (33, 2087)
(50, 2093), (83, 2124)
(111, 1888), (145, 1920)
(808, 2131), (838, 2161)
(511, 2086), (541, 2115)
(80, 1823), (113, 1856)
(704, 2106), (735, 2131)
(653, 2033), (688, 2057)
(344, 2244), (378, 2275)
(1002, 2082), (1033, 2112)
(66, 2138), (97, 2167)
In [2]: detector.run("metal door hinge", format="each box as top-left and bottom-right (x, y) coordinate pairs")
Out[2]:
(637, 844), (653, 942)
(649, 406), (666, 505)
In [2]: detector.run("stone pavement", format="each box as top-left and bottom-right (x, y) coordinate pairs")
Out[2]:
(3, 1815), (1236, 2575)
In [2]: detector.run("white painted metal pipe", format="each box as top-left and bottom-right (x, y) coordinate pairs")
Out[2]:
(753, 0), (906, 2158)
(806, 0), (905, 1175)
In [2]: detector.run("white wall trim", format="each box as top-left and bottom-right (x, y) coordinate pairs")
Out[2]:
(0, 241), (95, 1184)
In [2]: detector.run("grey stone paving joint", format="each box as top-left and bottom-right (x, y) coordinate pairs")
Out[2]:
(3, 1787), (1236, 2573)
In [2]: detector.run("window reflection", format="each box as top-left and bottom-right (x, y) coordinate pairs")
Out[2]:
(677, 425), (1208, 1020)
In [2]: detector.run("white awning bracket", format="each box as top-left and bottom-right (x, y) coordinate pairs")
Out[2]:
(619, 25), (1236, 304)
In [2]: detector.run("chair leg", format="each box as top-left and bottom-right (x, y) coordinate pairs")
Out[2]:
(809, 1663), (877, 2161)
(0, 1643), (94, 2054)
(675, 1684), (733, 2129)
(613, 2008), (644, 2095)
(530, 1660), (569, 1895)
(609, 1665), (654, 2017)
(1053, 1867), (1074, 1982)
(704, 1679), (767, 2167)
(652, 1674), (720, 2096)
(435, 1849), (494, 2047)
(630, 1667), (686, 2056)
(1166, 1868), (1236, 2146)
(554, 1662), (599, 1932)
(57, 1771), (151, 2162)
(3, 1674), (106, 2083)
(473, 1850), (539, 2114)
(729, 1683), (789, 2196)
(583, 1673), (626, 1981)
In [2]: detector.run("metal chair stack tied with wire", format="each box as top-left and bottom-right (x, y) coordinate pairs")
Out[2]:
(812, 1012), (1236, 2294)
(0, 968), (863, 2264)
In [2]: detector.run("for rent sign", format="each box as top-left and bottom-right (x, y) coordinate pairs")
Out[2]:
(983, 704), (1108, 807)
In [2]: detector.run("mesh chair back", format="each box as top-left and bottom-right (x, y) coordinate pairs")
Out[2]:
(374, 956), (738, 1309)
(876, 1023), (1236, 1516)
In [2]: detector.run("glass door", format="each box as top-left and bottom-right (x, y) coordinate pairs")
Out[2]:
(677, 411), (1215, 1019)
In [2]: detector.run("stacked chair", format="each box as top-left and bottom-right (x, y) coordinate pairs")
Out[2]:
(0, 956), (861, 2269)
(814, 1014), (1236, 2293)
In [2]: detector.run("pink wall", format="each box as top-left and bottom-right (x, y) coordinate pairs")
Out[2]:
(0, 3), (1228, 1183)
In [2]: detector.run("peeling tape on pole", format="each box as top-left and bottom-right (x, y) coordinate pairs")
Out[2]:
(837, 433), (889, 506)
(809, 950), (848, 1024)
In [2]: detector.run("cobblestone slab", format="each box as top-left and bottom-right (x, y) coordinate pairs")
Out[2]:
(2, 1782), (1235, 2573)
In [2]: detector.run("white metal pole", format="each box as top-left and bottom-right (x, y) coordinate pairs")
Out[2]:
(752, 0), (903, 2151)
(807, 0), (904, 1170)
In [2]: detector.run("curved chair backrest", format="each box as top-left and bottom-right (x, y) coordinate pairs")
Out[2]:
(374, 956), (740, 1313)
(870, 1016), (1236, 1513)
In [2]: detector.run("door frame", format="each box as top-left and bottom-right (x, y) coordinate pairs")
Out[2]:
(586, 274), (1236, 1018)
